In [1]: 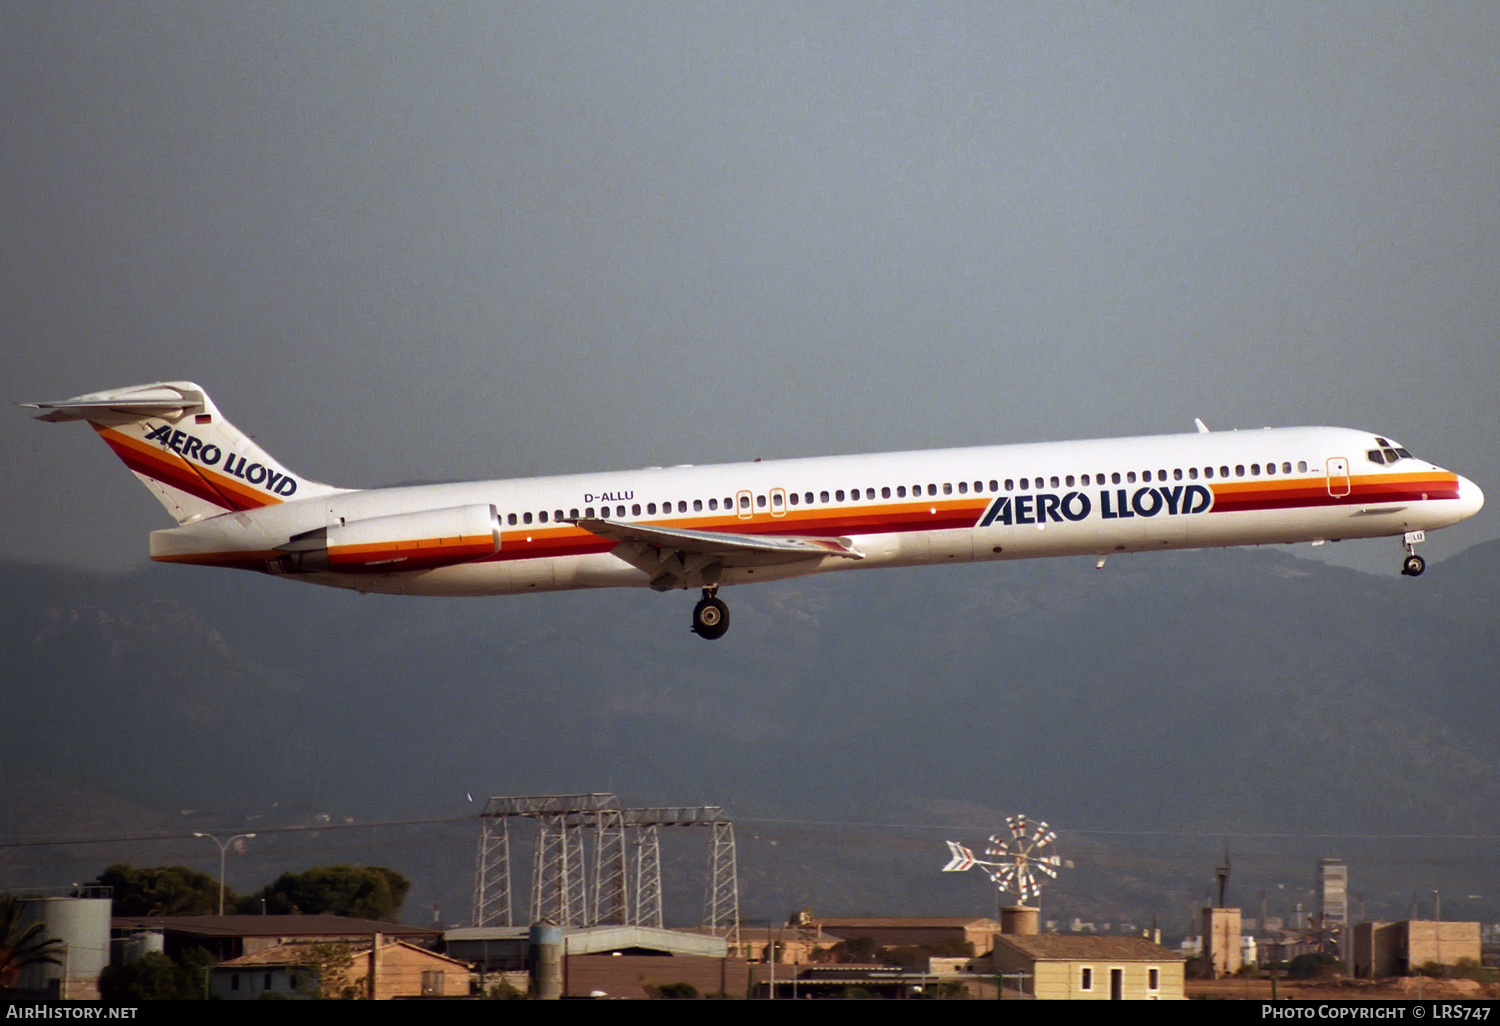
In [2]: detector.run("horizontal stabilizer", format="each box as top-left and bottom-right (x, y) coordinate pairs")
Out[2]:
(26, 383), (207, 423)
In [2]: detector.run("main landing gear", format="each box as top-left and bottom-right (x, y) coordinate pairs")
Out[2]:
(1400, 531), (1426, 577)
(691, 587), (730, 640)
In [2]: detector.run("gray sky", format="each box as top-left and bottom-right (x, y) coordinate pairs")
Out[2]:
(5, 3), (1496, 573)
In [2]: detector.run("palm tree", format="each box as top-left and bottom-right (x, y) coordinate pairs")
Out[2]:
(0, 897), (66, 992)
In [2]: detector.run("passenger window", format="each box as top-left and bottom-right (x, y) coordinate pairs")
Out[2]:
(676, 501), (686, 513)
(708, 498), (718, 511)
(1298, 461), (1308, 472)
(1111, 472), (1121, 484)
(1235, 466), (1244, 477)
(1050, 476), (1060, 488)
(1157, 470), (1166, 481)
(1282, 462), (1292, 474)
(772, 493), (783, 507)
(958, 482), (968, 494)
(1250, 464), (1260, 476)
(1005, 479), (1014, 491)
(1126, 472), (1136, 484)
(648, 502), (657, 515)
(897, 486), (907, 498)
(523, 512), (533, 525)
(788, 493), (798, 506)
(989, 480), (999, 492)
(1173, 468), (1183, 480)
(1020, 478), (1029, 490)
(881, 486), (891, 498)
(617, 505), (626, 517)
(631, 504), (640, 515)
(927, 484), (937, 496)
(1265, 463), (1275, 475)
(1188, 468), (1198, 480)
(804, 492), (814, 504)
(539, 511), (548, 523)
(1204, 468), (1213, 479)
(943, 483), (952, 495)
(586, 507), (595, 518)
(1080, 475), (1089, 486)
(836, 490), (845, 501)
(570, 508), (579, 519)
(1220, 466), (1229, 477)
(820, 491), (830, 503)
(694, 499), (703, 511)
(507, 513), (517, 525)
(1065, 475), (1075, 487)
(756, 495), (766, 508)
(866, 488), (875, 499)
(847, 488), (858, 502)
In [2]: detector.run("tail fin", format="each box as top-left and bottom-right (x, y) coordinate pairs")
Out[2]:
(27, 381), (340, 525)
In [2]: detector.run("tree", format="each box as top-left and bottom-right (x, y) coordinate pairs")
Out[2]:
(0, 897), (65, 992)
(252, 866), (410, 922)
(93, 865), (227, 917)
(97, 948), (215, 1001)
(293, 942), (367, 1000)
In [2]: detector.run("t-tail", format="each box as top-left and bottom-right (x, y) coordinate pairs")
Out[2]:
(26, 381), (340, 525)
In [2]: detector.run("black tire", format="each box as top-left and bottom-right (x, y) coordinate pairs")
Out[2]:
(1402, 554), (1425, 577)
(692, 597), (730, 640)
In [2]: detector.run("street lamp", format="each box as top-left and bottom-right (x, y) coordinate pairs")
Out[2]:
(193, 832), (256, 916)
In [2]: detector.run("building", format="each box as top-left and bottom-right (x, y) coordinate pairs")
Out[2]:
(806, 916), (1000, 956)
(1201, 907), (1242, 977)
(443, 923), (748, 999)
(210, 935), (470, 1000)
(992, 934), (1185, 1000)
(1318, 859), (1349, 961)
(111, 914), (441, 963)
(1353, 921), (1483, 978)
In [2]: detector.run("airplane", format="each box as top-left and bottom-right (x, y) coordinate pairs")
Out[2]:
(28, 381), (1484, 640)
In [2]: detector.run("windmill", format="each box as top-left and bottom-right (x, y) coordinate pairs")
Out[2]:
(942, 814), (1072, 920)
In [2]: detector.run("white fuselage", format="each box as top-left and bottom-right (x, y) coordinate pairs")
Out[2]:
(148, 425), (1483, 596)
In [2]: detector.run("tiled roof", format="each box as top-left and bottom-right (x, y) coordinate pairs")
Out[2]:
(996, 934), (1184, 962)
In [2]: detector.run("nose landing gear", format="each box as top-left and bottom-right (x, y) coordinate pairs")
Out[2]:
(1400, 531), (1426, 577)
(691, 587), (730, 640)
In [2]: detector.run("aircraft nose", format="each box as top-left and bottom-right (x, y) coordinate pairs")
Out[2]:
(1457, 476), (1485, 520)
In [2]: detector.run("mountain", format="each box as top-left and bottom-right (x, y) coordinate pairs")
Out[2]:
(2, 542), (1496, 929)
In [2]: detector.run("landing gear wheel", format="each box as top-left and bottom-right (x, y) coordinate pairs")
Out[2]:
(1402, 554), (1425, 577)
(691, 596), (730, 640)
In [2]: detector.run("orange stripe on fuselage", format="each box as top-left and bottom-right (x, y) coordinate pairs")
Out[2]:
(1210, 471), (1460, 514)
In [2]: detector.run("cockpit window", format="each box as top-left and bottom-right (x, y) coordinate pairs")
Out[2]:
(1370, 445), (1415, 465)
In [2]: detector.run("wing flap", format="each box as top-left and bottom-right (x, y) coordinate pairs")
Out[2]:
(572, 517), (863, 591)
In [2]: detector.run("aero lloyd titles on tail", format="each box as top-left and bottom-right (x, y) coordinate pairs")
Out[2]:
(140, 423), (300, 497)
(29, 381), (1485, 640)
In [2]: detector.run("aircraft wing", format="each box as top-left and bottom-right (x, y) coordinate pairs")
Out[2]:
(572, 517), (863, 591)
